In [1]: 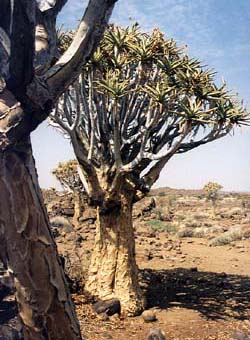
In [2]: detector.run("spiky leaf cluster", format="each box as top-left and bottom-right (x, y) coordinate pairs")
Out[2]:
(51, 25), (248, 197)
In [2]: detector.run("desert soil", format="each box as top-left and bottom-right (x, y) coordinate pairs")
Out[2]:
(1, 188), (250, 340)
(75, 236), (250, 340)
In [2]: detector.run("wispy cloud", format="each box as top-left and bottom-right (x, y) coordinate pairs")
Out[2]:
(57, 0), (250, 100)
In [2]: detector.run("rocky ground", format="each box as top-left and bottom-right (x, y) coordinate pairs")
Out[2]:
(1, 188), (250, 339)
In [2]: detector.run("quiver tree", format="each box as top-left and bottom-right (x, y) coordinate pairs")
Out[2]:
(53, 160), (86, 226)
(203, 181), (223, 215)
(51, 25), (249, 316)
(0, 0), (116, 339)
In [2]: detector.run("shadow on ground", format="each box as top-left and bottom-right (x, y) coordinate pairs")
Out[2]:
(1, 268), (250, 327)
(141, 268), (250, 320)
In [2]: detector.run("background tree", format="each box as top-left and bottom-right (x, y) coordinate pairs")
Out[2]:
(53, 160), (86, 226)
(203, 182), (223, 215)
(51, 25), (248, 316)
(0, 1), (116, 339)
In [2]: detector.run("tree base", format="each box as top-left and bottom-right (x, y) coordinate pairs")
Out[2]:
(85, 195), (146, 316)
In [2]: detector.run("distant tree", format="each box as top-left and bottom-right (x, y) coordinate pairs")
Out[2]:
(51, 25), (248, 316)
(203, 182), (223, 214)
(53, 160), (85, 226)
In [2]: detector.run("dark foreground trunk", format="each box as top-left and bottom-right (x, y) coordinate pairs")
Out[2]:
(0, 150), (82, 340)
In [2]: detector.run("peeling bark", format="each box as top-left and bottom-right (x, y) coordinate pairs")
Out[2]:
(0, 150), (82, 340)
(85, 193), (145, 316)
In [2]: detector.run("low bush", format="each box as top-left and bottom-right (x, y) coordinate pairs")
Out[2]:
(184, 219), (203, 229)
(177, 227), (194, 238)
(192, 212), (209, 220)
(175, 213), (186, 221)
(50, 216), (73, 232)
(145, 219), (177, 234)
(210, 228), (244, 246)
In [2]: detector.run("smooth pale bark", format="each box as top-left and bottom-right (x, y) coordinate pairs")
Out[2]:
(0, 150), (82, 340)
(85, 193), (145, 316)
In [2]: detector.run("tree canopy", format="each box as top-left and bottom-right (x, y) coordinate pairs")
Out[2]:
(52, 160), (83, 193)
(51, 25), (248, 205)
(203, 181), (223, 203)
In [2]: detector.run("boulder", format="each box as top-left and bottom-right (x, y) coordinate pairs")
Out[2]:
(93, 299), (121, 316)
(142, 310), (157, 322)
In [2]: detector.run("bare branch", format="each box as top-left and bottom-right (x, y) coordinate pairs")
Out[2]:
(113, 102), (122, 168)
(71, 82), (82, 131)
(144, 122), (192, 161)
(6, 1), (36, 94)
(46, 0), (117, 100)
(177, 124), (232, 153)
(88, 70), (96, 160)
(35, 0), (68, 74)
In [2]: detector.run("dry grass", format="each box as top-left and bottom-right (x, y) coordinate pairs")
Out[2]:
(145, 219), (178, 234)
(50, 216), (73, 231)
(210, 227), (246, 246)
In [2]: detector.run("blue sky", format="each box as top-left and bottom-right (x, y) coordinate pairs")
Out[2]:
(32, 0), (250, 191)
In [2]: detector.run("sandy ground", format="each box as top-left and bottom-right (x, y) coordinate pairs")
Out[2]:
(75, 237), (250, 340)
(1, 189), (250, 339)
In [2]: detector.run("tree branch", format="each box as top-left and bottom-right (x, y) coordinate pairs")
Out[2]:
(142, 122), (192, 188)
(7, 0), (36, 95)
(35, 0), (68, 75)
(46, 0), (117, 100)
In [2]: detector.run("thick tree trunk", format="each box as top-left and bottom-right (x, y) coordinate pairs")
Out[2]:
(85, 194), (145, 316)
(0, 150), (82, 340)
(73, 192), (83, 227)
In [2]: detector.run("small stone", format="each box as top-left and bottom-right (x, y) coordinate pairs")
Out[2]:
(142, 310), (157, 322)
(148, 251), (154, 260)
(93, 298), (121, 316)
(147, 328), (166, 340)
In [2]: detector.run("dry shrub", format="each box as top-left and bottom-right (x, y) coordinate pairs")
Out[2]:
(210, 227), (244, 246)
(177, 226), (210, 238)
(145, 219), (178, 234)
(242, 225), (250, 238)
(185, 219), (203, 229)
(177, 227), (194, 238)
(192, 227), (209, 238)
(50, 216), (72, 229)
(175, 213), (186, 221)
(192, 212), (209, 220)
(219, 207), (245, 219)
